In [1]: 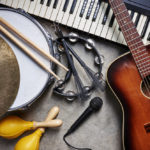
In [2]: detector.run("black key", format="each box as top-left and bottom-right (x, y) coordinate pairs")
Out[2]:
(53, 0), (58, 8)
(40, 0), (44, 4)
(141, 17), (150, 38)
(86, 0), (95, 19)
(80, 0), (88, 17)
(92, 1), (101, 22)
(47, 0), (52, 6)
(130, 11), (134, 20)
(147, 32), (150, 41)
(31, 0), (34, 1)
(102, 5), (110, 25)
(63, 0), (69, 12)
(70, 0), (77, 14)
(109, 14), (115, 27)
(134, 13), (141, 27)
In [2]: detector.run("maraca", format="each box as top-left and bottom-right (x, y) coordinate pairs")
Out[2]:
(14, 106), (62, 150)
(0, 106), (62, 139)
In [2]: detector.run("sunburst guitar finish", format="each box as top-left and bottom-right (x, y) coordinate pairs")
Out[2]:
(107, 44), (150, 150)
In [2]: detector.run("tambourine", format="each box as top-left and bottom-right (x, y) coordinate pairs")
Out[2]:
(53, 31), (106, 101)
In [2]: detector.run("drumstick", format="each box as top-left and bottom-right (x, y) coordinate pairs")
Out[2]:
(0, 17), (68, 72)
(0, 25), (60, 80)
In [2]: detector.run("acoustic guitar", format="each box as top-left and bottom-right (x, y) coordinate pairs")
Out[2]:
(107, 0), (150, 150)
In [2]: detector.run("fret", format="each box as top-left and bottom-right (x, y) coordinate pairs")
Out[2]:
(129, 40), (142, 47)
(115, 9), (127, 16)
(138, 63), (150, 71)
(137, 59), (150, 67)
(138, 66), (150, 73)
(123, 26), (135, 33)
(119, 20), (132, 28)
(131, 45), (145, 52)
(125, 32), (139, 40)
(112, 2), (124, 10)
(136, 56), (150, 63)
(132, 52), (147, 58)
(127, 36), (141, 43)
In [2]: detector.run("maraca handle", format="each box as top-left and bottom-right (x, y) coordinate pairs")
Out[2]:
(45, 106), (60, 121)
(33, 119), (63, 128)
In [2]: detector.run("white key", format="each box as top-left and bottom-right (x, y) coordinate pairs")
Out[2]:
(132, 12), (138, 23)
(138, 16), (147, 36)
(17, 0), (26, 9)
(67, 0), (81, 27)
(28, 0), (38, 14)
(6, 0), (13, 6)
(61, 0), (73, 25)
(11, 0), (19, 8)
(39, 0), (48, 18)
(50, 0), (63, 21)
(100, 8), (113, 38)
(84, 0), (97, 32)
(78, 1), (91, 30)
(0, 0), (6, 5)
(95, 3), (108, 36)
(143, 22), (150, 44)
(56, 0), (66, 23)
(23, 0), (31, 12)
(106, 16), (117, 40)
(122, 39), (127, 45)
(33, 0), (42, 16)
(136, 15), (144, 35)
(72, 0), (83, 28)
(112, 10), (131, 43)
(45, 0), (55, 19)
(89, 1), (104, 34)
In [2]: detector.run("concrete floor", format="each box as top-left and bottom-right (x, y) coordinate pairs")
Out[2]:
(0, 16), (129, 150)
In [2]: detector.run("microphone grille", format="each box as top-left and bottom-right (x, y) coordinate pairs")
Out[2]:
(90, 97), (103, 111)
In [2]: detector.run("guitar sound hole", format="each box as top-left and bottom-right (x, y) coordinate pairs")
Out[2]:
(141, 76), (150, 98)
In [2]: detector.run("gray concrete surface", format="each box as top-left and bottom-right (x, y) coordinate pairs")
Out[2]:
(0, 17), (129, 150)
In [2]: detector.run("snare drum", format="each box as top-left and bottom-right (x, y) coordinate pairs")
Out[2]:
(0, 8), (54, 111)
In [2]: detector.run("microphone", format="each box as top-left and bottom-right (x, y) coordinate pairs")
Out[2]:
(65, 97), (103, 136)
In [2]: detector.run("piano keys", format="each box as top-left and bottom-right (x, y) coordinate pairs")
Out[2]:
(0, 0), (150, 46)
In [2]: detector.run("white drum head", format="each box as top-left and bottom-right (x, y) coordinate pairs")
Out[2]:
(0, 8), (52, 110)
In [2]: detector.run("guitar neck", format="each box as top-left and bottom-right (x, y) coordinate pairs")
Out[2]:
(108, 0), (150, 78)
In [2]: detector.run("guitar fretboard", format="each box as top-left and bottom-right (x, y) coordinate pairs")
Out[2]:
(109, 0), (150, 78)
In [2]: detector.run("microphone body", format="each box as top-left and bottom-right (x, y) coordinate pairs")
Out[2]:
(65, 97), (103, 136)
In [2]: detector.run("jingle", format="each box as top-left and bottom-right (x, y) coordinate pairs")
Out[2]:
(66, 91), (76, 101)
(56, 80), (65, 91)
(94, 55), (104, 65)
(85, 39), (95, 50)
(69, 32), (79, 43)
(83, 86), (92, 97)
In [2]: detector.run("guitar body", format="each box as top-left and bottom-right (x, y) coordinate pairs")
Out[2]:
(107, 44), (150, 150)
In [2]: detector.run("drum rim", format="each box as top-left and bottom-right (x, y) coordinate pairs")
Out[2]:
(0, 7), (55, 111)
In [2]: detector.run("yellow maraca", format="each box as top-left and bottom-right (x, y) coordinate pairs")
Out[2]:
(14, 106), (62, 150)
(0, 106), (62, 139)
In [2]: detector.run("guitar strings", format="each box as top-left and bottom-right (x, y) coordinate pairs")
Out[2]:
(111, 0), (150, 96)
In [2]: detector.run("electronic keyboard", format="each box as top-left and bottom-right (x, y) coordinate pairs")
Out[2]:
(0, 0), (150, 46)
